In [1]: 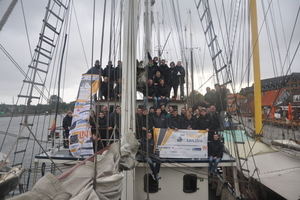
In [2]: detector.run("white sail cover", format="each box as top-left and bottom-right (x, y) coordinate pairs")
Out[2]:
(9, 143), (139, 200)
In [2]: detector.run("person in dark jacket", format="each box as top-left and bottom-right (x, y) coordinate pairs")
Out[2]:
(136, 107), (143, 139)
(153, 71), (165, 86)
(62, 110), (73, 147)
(89, 110), (97, 135)
(160, 105), (168, 116)
(86, 60), (102, 74)
(156, 79), (170, 107)
(108, 106), (121, 140)
(167, 62), (179, 99)
(113, 79), (122, 100)
(215, 83), (227, 130)
(142, 79), (157, 109)
(103, 61), (116, 88)
(100, 77), (111, 100)
(158, 59), (169, 84)
(168, 109), (182, 130)
(145, 60), (158, 80)
(181, 111), (195, 130)
(115, 60), (122, 80)
(98, 112), (108, 147)
(209, 133), (224, 173)
(176, 61), (185, 100)
(140, 132), (161, 180)
(150, 108), (168, 129)
(204, 87), (217, 107)
(209, 105), (220, 141)
(195, 108), (212, 131)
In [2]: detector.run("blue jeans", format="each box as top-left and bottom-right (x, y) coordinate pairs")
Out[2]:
(157, 97), (169, 108)
(209, 156), (221, 173)
(144, 155), (161, 176)
(143, 96), (158, 109)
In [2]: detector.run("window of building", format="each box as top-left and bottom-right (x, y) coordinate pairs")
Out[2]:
(144, 174), (159, 193)
(183, 174), (198, 193)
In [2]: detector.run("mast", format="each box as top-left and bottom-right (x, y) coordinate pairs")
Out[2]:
(120, 0), (138, 199)
(189, 10), (194, 105)
(250, 0), (262, 137)
(145, 0), (152, 60)
(157, 11), (161, 62)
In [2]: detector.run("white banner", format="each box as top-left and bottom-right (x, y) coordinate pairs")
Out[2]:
(153, 128), (208, 159)
(69, 74), (100, 156)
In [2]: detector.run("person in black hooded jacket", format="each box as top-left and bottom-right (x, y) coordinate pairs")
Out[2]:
(166, 61), (179, 99)
(194, 108), (212, 131)
(156, 79), (170, 108)
(150, 108), (168, 129)
(62, 110), (73, 138)
(209, 133), (224, 173)
(168, 109), (182, 130)
(181, 111), (195, 130)
(98, 112), (107, 147)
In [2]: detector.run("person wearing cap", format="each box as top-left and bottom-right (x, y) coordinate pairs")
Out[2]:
(142, 79), (157, 109)
(86, 60), (103, 75)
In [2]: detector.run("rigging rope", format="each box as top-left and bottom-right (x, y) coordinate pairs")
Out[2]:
(0, 0), (18, 31)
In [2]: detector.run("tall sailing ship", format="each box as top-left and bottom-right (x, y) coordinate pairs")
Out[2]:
(0, 0), (299, 200)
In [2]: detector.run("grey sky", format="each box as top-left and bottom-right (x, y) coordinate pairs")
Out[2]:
(0, 0), (299, 104)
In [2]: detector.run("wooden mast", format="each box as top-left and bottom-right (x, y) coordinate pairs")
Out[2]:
(250, 0), (262, 138)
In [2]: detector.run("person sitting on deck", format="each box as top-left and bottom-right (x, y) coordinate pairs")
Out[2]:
(140, 132), (161, 181)
(209, 133), (224, 174)
(142, 79), (157, 109)
(156, 79), (170, 107)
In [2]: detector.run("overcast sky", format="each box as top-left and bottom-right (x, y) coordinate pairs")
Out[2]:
(0, 0), (299, 105)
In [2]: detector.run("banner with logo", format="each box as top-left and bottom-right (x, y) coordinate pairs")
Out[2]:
(153, 128), (208, 159)
(69, 74), (100, 156)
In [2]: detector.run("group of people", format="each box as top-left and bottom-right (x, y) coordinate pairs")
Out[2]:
(136, 103), (225, 180)
(85, 55), (186, 106)
(143, 54), (186, 109)
(86, 60), (123, 100)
